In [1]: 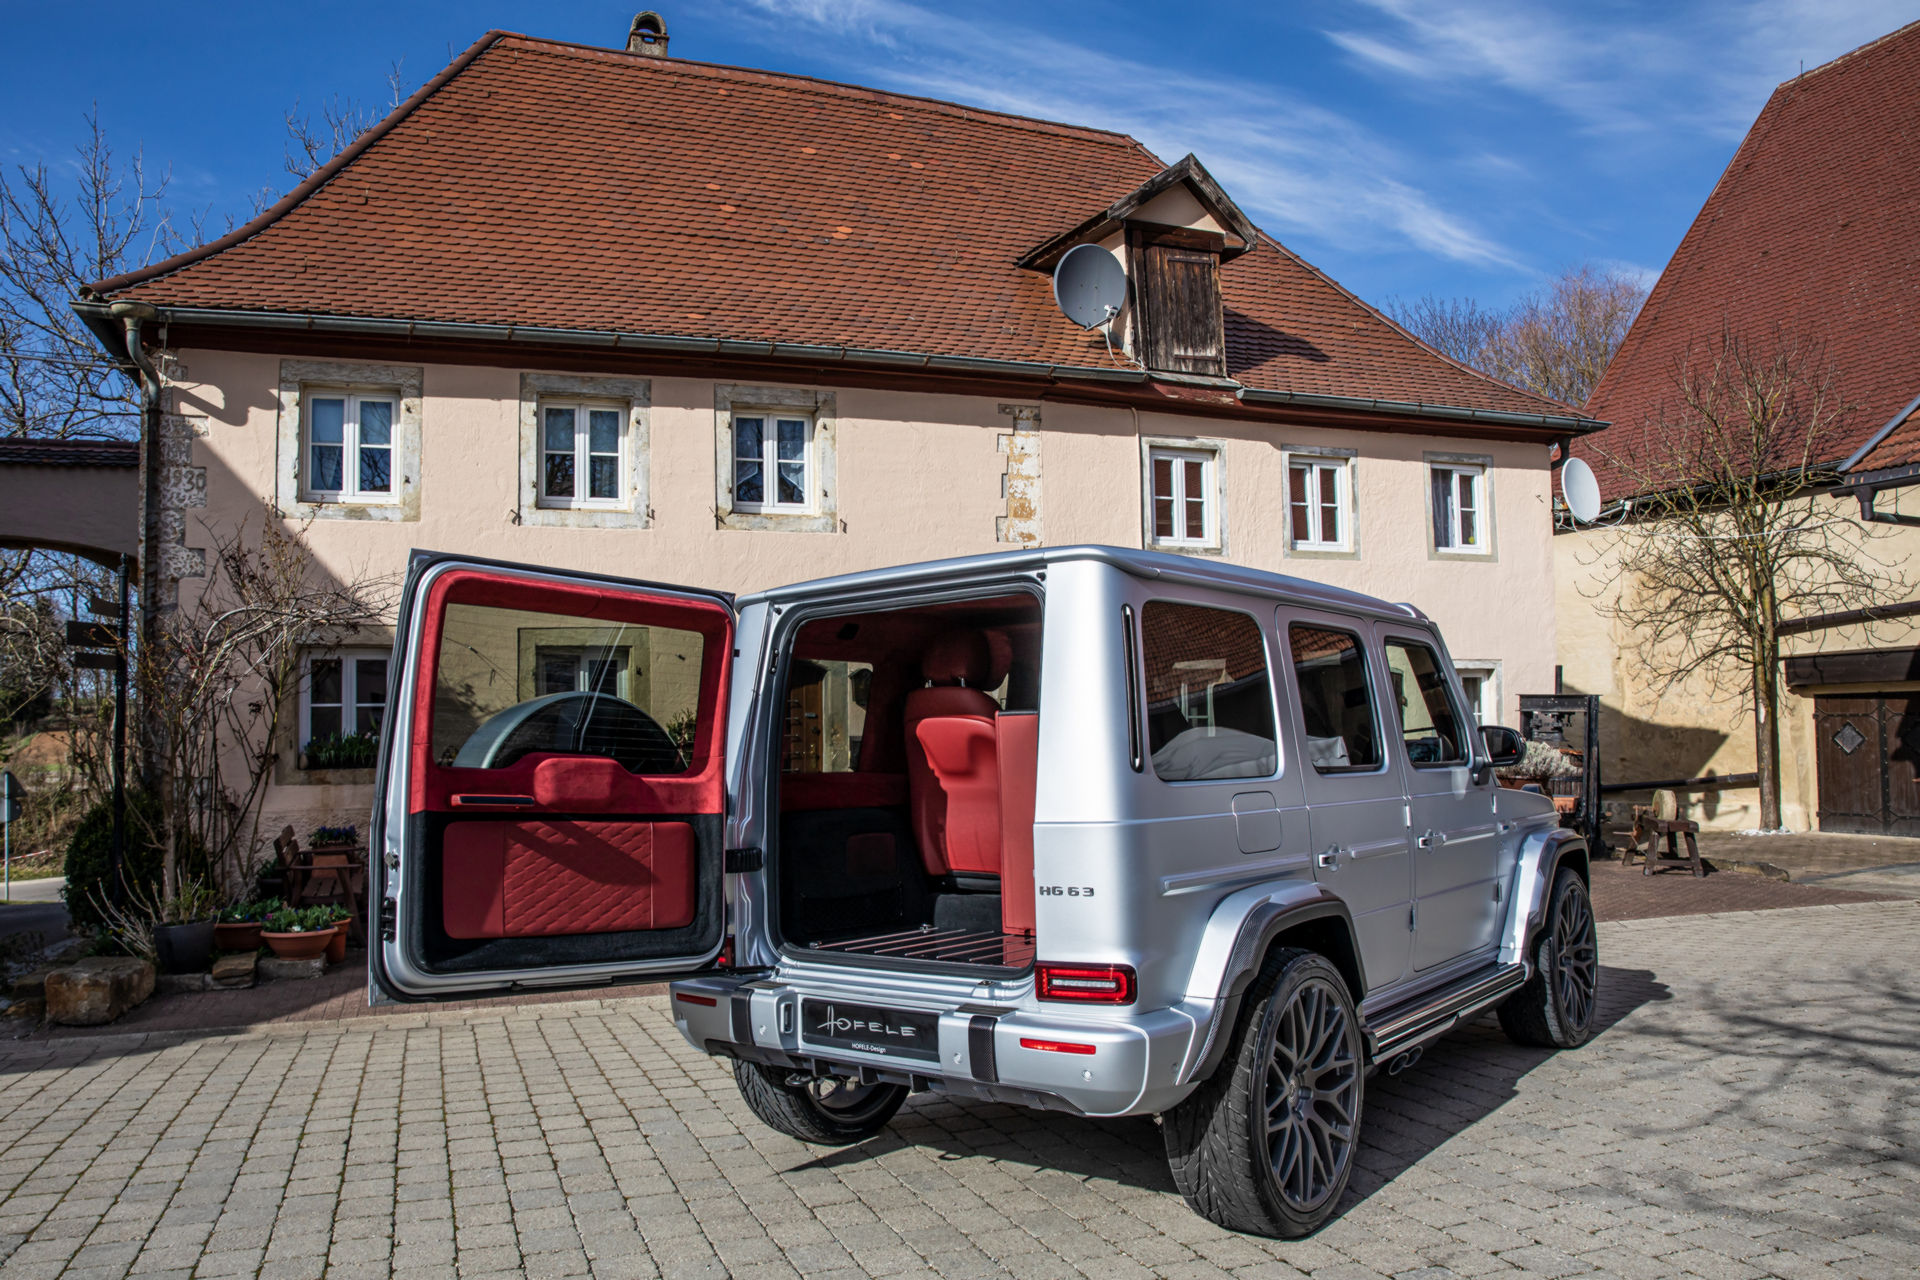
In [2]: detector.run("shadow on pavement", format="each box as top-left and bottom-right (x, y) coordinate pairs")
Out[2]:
(789, 964), (1671, 1218)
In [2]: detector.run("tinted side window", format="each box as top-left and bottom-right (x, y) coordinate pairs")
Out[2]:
(1141, 602), (1277, 781)
(1288, 624), (1382, 772)
(1385, 640), (1466, 766)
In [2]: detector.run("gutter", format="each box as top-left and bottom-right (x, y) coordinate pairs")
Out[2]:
(68, 300), (1604, 435)
(1237, 385), (1604, 435)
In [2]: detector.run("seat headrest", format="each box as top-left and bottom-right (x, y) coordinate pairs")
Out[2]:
(922, 631), (994, 687)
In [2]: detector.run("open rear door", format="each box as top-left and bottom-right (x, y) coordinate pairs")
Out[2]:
(371, 552), (735, 1001)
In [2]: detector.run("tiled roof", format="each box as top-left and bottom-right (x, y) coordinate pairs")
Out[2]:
(1579, 20), (1920, 500)
(88, 32), (1571, 425)
(1844, 394), (1920, 474)
(0, 438), (140, 468)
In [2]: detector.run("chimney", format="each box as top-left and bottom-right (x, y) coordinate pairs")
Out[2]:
(628, 11), (669, 57)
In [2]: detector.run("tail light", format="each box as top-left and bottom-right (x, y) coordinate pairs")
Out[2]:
(1035, 962), (1136, 1004)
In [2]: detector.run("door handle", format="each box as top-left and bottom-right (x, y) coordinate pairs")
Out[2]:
(1316, 848), (1342, 870)
(1417, 830), (1445, 849)
(450, 794), (537, 808)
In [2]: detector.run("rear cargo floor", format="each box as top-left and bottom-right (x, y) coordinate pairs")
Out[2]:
(803, 926), (1035, 969)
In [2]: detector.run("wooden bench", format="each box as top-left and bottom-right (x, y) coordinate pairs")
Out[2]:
(1623, 808), (1704, 877)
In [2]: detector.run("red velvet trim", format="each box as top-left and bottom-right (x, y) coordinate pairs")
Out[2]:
(996, 712), (1039, 937)
(532, 756), (630, 811)
(778, 772), (909, 812)
(409, 568), (731, 816)
(442, 818), (695, 938)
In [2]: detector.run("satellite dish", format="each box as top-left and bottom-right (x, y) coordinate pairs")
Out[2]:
(1053, 243), (1127, 329)
(1560, 456), (1602, 523)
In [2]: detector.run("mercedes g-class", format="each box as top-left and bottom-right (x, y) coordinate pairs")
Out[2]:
(369, 544), (1597, 1238)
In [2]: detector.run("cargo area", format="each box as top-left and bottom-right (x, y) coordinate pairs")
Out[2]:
(770, 590), (1042, 976)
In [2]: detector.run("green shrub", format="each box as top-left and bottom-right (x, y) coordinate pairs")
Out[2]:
(302, 732), (377, 770)
(62, 792), (165, 930)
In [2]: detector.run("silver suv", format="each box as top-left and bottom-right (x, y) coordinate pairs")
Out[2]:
(370, 545), (1597, 1238)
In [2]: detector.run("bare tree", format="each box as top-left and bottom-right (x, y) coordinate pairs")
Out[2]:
(1388, 263), (1647, 408)
(136, 503), (395, 897)
(1582, 324), (1906, 830)
(283, 61), (408, 180)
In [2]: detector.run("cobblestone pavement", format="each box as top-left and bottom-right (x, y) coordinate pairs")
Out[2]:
(0, 899), (1915, 1280)
(1700, 833), (1920, 900)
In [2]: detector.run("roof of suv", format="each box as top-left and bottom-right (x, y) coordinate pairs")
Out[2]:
(743, 544), (1424, 622)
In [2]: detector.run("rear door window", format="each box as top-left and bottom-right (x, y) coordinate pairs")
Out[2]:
(1384, 639), (1467, 767)
(432, 602), (706, 775)
(1287, 623), (1383, 772)
(1140, 601), (1278, 781)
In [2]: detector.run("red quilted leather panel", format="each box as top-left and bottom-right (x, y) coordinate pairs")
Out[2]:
(442, 819), (695, 939)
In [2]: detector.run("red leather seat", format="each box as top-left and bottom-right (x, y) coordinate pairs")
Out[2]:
(905, 632), (1003, 877)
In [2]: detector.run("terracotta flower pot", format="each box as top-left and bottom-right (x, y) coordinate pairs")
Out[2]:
(214, 922), (263, 953)
(262, 930), (331, 961)
(325, 919), (349, 965)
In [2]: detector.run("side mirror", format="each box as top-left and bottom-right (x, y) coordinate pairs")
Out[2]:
(1479, 724), (1524, 768)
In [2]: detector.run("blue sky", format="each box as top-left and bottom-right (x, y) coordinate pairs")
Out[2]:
(2, 0), (1911, 310)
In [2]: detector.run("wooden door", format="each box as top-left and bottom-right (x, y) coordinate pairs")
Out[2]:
(1813, 695), (1920, 834)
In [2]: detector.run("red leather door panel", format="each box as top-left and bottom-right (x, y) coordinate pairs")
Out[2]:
(443, 819), (696, 939)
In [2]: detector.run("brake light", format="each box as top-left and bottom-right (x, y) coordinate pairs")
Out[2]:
(674, 993), (718, 1007)
(1035, 962), (1136, 1004)
(1020, 1038), (1096, 1055)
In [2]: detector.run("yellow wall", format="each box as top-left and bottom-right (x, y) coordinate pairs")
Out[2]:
(166, 348), (1562, 848)
(1554, 487), (1920, 831)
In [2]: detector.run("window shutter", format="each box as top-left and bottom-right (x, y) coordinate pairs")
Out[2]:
(1129, 225), (1226, 377)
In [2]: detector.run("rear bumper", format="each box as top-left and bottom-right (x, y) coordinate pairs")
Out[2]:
(669, 973), (1198, 1117)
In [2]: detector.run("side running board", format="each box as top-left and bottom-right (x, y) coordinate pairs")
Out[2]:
(1364, 963), (1527, 1061)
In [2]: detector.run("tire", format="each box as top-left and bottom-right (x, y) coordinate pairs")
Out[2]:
(732, 1061), (907, 1145)
(1498, 866), (1600, 1049)
(1163, 948), (1364, 1238)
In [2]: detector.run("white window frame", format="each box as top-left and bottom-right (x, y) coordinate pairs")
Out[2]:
(303, 391), (399, 505)
(298, 649), (389, 752)
(731, 412), (815, 514)
(1431, 461), (1490, 555)
(537, 399), (627, 510)
(1454, 664), (1501, 726)
(1285, 453), (1353, 552)
(1146, 445), (1219, 549)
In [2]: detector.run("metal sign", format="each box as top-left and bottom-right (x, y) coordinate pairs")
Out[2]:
(65, 619), (121, 649)
(1, 772), (19, 823)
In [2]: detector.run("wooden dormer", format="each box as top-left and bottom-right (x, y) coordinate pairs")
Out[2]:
(1019, 155), (1257, 379)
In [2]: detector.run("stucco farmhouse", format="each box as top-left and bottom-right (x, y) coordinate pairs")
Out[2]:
(75, 19), (1598, 840)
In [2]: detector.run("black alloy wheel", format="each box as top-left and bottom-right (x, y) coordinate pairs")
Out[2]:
(1498, 866), (1600, 1049)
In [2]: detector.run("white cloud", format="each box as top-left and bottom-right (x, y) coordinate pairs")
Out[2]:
(1328, 0), (1914, 141)
(723, 0), (1523, 269)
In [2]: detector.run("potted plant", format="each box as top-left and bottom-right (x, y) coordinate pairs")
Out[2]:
(152, 882), (221, 974)
(214, 897), (278, 952)
(262, 906), (335, 961)
(309, 822), (359, 849)
(323, 908), (354, 964)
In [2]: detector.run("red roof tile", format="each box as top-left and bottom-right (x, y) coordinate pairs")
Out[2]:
(1579, 20), (1920, 500)
(1846, 394), (1920, 473)
(90, 32), (1569, 423)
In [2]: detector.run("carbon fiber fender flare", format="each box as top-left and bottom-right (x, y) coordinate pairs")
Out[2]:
(1177, 883), (1361, 1086)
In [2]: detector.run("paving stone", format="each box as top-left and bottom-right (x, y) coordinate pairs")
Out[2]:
(0, 901), (1915, 1279)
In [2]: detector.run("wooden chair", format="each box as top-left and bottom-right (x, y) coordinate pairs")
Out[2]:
(1623, 805), (1705, 877)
